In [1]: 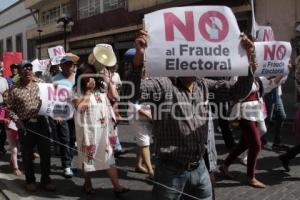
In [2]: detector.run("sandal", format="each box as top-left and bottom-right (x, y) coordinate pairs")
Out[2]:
(219, 164), (234, 179)
(13, 169), (23, 176)
(83, 183), (96, 195)
(135, 167), (148, 174)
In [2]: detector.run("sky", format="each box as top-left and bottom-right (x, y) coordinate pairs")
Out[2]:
(0, 0), (18, 10)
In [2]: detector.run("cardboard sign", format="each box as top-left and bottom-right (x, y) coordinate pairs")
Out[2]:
(48, 46), (66, 65)
(144, 6), (249, 77)
(255, 25), (275, 42)
(254, 41), (291, 76)
(38, 83), (74, 120)
(32, 59), (50, 74)
(2, 52), (22, 77)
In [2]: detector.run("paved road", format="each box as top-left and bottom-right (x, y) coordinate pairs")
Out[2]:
(0, 123), (299, 200)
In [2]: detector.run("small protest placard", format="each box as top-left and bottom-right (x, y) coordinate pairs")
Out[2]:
(254, 41), (291, 76)
(32, 59), (50, 74)
(144, 6), (249, 77)
(48, 46), (66, 65)
(38, 83), (74, 120)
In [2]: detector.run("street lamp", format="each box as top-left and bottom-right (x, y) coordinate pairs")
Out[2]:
(56, 15), (74, 51)
(37, 29), (43, 60)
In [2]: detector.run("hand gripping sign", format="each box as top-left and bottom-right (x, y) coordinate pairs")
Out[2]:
(144, 6), (249, 77)
(38, 83), (74, 120)
(254, 41), (291, 77)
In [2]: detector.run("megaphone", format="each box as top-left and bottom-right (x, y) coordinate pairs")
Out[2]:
(88, 44), (117, 72)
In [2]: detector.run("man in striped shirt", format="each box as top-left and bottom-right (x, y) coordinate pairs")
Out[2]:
(128, 30), (255, 200)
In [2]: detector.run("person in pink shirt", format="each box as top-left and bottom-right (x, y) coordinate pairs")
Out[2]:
(0, 90), (22, 176)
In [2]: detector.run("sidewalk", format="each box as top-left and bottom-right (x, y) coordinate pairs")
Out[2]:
(0, 124), (299, 200)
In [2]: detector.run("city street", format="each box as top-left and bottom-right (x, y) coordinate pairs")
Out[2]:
(0, 123), (299, 200)
(1, 0), (300, 200)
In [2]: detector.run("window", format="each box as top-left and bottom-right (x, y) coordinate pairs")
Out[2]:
(16, 34), (23, 53)
(78, 0), (102, 19)
(77, 0), (126, 19)
(103, 0), (126, 12)
(41, 3), (70, 25)
(6, 37), (12, 52)
(0, 40), (3, 60)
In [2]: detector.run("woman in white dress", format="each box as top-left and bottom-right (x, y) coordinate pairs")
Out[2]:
(72, 64), (129, 195)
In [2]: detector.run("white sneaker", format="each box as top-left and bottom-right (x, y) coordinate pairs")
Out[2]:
(64, 167), (73, 178)
(242, 156), (248, 166)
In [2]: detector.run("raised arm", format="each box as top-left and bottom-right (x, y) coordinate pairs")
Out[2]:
(123, 30), (168, 103)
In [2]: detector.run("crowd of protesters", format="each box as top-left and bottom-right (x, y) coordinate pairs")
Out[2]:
(0, 30), (299, 200)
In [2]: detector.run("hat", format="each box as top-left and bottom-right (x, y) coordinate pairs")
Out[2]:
(66, 53), (80, 63)
(19, 60), (33, 68)
(60, 56), (74, 65)
(124, 48), (136, 58)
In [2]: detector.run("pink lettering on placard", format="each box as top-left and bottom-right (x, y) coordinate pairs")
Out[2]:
(53, 47), (65, 56)
(276, 45), (286, 60)
(164, 11), (195, 41)
(263, 29), (275, 41)
(58, 88), (69, 102)
(48, 86), (57, 101)
(199, 11), (229, 42)
(48, 86), (70, 102)
(264, 45), (286, 60)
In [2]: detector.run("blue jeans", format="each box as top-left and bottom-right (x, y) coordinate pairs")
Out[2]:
(152, 159), (212, 200)
(49, 118), (75, 168)
(263, 93), (286, 145)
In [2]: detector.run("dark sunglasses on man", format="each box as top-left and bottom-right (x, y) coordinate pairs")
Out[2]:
(23, 65), (33, 71)
(19, 60), (33, 71)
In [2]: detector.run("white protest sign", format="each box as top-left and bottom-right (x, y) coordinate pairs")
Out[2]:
(38, 83), (74, 120)
(48, 46), (66, 65)
(32, 59), (50, 74)
(255, 25), (275, 42)
(254, 41), (291, 76)
(144, 6), (249, 77)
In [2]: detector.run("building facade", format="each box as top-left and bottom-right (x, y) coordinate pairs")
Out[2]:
(25, 0), (71, 59)
(0, 0), (37, 60)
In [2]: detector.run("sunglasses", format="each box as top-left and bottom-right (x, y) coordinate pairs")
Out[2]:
(23, 65), (33, 71)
